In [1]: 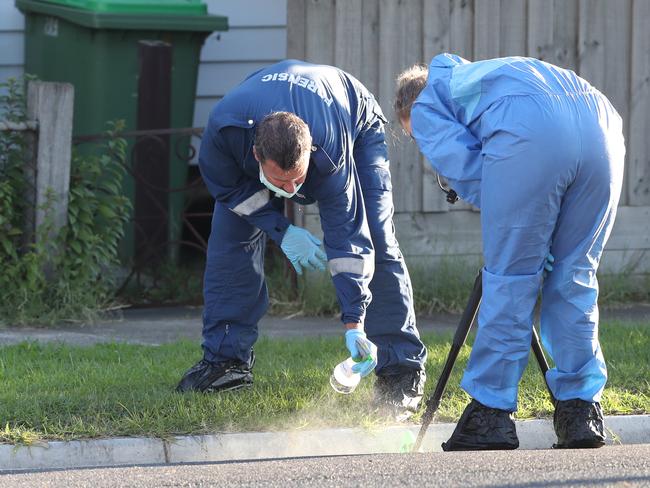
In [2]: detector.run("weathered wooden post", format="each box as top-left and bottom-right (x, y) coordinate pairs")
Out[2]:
(26, 80), (74, 244)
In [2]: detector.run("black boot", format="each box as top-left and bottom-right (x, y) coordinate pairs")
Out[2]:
(374, 369), (426, 421)
(176, 352), (255, 393)
(553, 399), (606, 449)
(442, 399), (519, 451)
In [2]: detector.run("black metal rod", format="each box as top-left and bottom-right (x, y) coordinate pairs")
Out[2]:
(531, 326), (556, 405)
(412, 270), (483, 453)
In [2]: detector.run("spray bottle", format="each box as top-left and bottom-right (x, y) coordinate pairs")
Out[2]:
(329, 354), (375, 394)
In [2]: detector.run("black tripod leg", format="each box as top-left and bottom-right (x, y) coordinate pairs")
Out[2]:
(531, 326), (556, 405)
(412, 270), (483, 453)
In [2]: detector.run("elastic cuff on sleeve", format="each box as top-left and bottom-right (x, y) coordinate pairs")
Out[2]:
(341, 313), (364, 325)
(267, 217), (291, 245)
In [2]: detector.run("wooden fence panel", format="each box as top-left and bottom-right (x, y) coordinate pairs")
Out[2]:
(378, 0), (423, 213)
(449, 0), (474, 61)
(528, 0), (554, 60)
(289, 0), (650, 266)
(474, 0), (501, 60)
(629, 0), (650, 205)
(577, 1), (606, 99)
(291, 0), (650, 211)
(334, 0), (363, 77)
(500, 0), (526, 56)
(360, 0), (380, 97)
(423, 0), (451, 63)
(286, 0), (306, 60)
(528, 0), (579, 70)
(551, 0), (579, 71)
(422, 0), (452, 213)
(305, 0), (335, 66)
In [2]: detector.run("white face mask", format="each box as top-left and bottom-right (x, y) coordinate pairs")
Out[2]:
(259, 164), (304, 198)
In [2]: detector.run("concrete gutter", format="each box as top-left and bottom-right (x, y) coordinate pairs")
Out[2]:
(1, 415), (649, 472)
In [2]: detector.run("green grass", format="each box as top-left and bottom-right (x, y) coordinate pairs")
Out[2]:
(0, 322), (648, 445)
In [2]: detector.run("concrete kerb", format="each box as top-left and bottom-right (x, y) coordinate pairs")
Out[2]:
(1, 415), (649, 472)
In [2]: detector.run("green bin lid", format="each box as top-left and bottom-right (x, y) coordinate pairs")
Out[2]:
(16, 0), (228, 31)
(37, 0), (207, 15)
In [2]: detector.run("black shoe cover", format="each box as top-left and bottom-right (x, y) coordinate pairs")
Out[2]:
(374, 369), (426, 421)
(442, 399), (519, 451)
(553, 399), (606, 449)
(176, 352), (255, 393)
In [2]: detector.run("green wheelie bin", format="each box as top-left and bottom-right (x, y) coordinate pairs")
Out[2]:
(15, 0), (228, 264)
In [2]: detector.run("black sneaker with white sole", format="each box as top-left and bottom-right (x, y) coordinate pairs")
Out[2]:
(176, 352), (255, 393)
(374, 369), (426, 421)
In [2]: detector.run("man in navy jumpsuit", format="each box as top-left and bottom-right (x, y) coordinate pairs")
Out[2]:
(394, 54), (624, 449)
(177, 60), (427, 417)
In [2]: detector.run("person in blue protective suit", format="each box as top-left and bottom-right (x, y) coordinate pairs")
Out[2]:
(176, 60), (428, 419)
(394, 54), (624, 449)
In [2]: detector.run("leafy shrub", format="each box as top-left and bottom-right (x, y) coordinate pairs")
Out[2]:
(0, 78), (131, 325)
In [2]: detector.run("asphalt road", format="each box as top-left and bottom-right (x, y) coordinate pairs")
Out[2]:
(4, 445), (650, 487)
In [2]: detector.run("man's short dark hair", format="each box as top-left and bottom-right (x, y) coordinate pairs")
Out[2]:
(254, 112), (312, 171)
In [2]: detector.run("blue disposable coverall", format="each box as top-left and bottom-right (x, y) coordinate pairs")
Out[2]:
(198, 60), (426, 375)
(411, 54), (625, 411)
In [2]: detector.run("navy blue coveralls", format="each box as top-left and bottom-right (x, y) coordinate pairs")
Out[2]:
(198, 60), (427, 375)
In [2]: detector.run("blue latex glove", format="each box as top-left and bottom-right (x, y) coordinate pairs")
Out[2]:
(280, 225), (327, 275)
(544, 253), (555, 272)
(344, 329), (378, 377)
